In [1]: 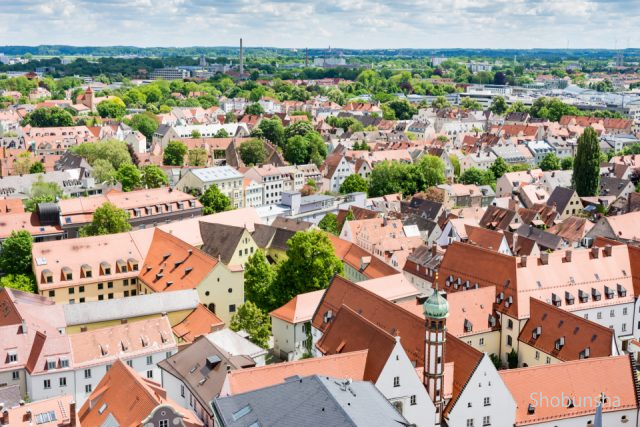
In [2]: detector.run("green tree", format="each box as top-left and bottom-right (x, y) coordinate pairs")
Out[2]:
(188, 148), (207, 166)
(200, 185), (231, 214)
(140, 165), (168, 189)
(72, 139), (132, 170)
(239, 139), (267, 165)
(245, 103), (264, 115)
(318, 213), (339, 235)
(230, 301), (271, 349)
(92, 158), (117, 183)
(0, 230), (33, 275)
(257, 118), (285, 147)
(284, 121), (314, 140)
(449, 155), (461, 178)
(490, 353), (502, 370)
(243, 250), (276, 311)
(79, 202), (132, 237)
(416, 155), (446, 188)
(116, 164), (141, 192)
(539, 152), (561, 171)
(225, 112), (236, 123)
(460, 167), (495, 185)
(490, 96), (508, 115)
(431, 96), (451, 109)
(340, 174), (368, 194)
(28, 161), (44, 174)
(507, 349), (519, 369)
(489, 157), (510, 180)
(23, 106), (74, 127)
(572, 127), (601, 197)
(130, 113), (158, 141)
(214, 128), (229, 138)
(0, 274), (37, 293)
(191, 130), (202, 139)
(163, 140), (187, 166)
(24, 177), (63, 212)
(96, 98), (126, 118)
(561, 156), (573, 170)
(460, 97), (482, 111)
(284, 135), (308, 165)
(273, 230), (343, 307)
(384, 99), (418, 120)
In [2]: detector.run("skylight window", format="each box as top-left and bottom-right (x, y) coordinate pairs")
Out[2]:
(232, 405), (252, 421)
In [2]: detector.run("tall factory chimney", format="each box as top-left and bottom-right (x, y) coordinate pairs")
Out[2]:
(239, 38), (244, 75)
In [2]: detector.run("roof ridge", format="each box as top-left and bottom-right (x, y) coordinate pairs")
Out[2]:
(528, 297), (614, 336)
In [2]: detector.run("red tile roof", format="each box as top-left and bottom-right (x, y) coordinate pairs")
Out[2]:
(270, 289), (326, 324)
(172, 304), (225, 343)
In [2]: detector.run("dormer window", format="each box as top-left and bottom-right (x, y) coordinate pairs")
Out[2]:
(604, 286), (615, 300)
(580, 347), (590, 359)
(592, 288), (601, 301)
(579, 290), (589, 303)
(565, 291), (575, 305)
(464, 319), (473, 333)
(617, 284), (627, 298)
(133, 208), (141, 217)
(555, 336), (565, 350)
(100, 262), (111, 276)
(46, 360), (56, 370)
(42, 269), (53, 284)
(81, 264), (92, 278)
(62, 267), (72, 281)
(128, 258), (139, 271)
(116, 259), (127, 273)
(551, 293), (561, 307)
(177, 202), (184, 209)
(60, 358), (69, 368)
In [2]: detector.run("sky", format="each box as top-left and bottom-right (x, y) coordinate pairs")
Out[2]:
(0, 0), (638, 49)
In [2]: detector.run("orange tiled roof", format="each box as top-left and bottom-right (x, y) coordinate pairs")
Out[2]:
(518, 298), (614, 362)
(270, 289), (326, 324)
(79, 360), (203, 427)
(327, 234), (399, 279)
(172, 304), (225, 343)
(501, 355), (638, 425)
(225, 350), (368, 395)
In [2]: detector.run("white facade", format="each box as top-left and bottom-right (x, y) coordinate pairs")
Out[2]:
(162, 370), (213, 427)
(446, 355), (516, 427)
(271, 317), (311, 361)
(327, 157), (354, 193)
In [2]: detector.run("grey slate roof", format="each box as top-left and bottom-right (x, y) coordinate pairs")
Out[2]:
(212, 375), (409, 427)
(546, 186), (576, 213)
(0, 384), (22, 409)
(515, 224), (564, 251)
(63, 289), (199, 325)
(599, 176), (632, 198)
(200, 222), (247, 264)
(401, 197), (443, 221)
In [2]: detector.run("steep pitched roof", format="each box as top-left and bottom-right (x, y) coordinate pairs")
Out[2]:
(139, 228), (218, 293)
(270, 289), (326, 324)
(479, 205), (519, 230)
(327, 234), (399, 279)
(316, 305), (398, 381)
(199, 222), (247, 264)
(172, 304), (225, 343)
(546, 186), (576, 213)
(518, 298), (614, 362)
(501, 355), (638, 426)
(548, 216), (592, 243)
(444, 333), (484, 416)
(79, 360), (203, 427)
(224, 350), (368, 395)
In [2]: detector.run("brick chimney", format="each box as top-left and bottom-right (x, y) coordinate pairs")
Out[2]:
(431, 243), (437, 257)
(564, 250), (572, 263)
(0, 409), (8, 426)
(591, 247), (600, 259)
(520, 256), (527, 267)
(69, 401), (76, 427)
(604, 245), (612, 257)
(540, 252), (549, 265)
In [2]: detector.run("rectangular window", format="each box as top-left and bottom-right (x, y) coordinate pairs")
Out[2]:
(507, 335), (512, 346)
(479, 338), (484, 346)
(84, 369), (91, 379)
(79, 286), (85, 293)
(610, 310), (615, 317)
(622, 323), (627, 332)
(8, 353), (17, 363)
(60, 359), (69, 368)
(410, 395), (416, 405)
(126, 360), (133, 367)
(229, 304), (236, 313)
(59, 377), (67, 387)
(44, 379), (51, 389)
(467, 420), (474, 427)
(146, 370), (153, 379)
(166, 351), (172, 359)
(484, 397), (490, 406)
(546, 357), (551, 364)
(48, 290), (55, 297)
(98, 283), (103, 290)
(393, 376), (400, 387)
(146, 356), (153, 365)
(68, 287), (75, 294)
(12, 371), (19, 380)
(47, 360), (56, 370)
(79, 297), (85, 303)
(85, 384), (92, 393)
(483, 416), (491, 426)
(181, 384), (185, 397)
(597, 312), (602, 319)
(108, 282), (113, 288)
(159, 421), (169, 427)
(98, 295), (104, 301)
(108, 293), (114, 299)
(623, 307), (628, 315)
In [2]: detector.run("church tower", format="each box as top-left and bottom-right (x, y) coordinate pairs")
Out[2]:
(423, 274), (449, 425)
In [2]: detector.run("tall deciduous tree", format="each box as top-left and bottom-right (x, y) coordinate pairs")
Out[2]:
(256, 118), (285, 148)
(339, 174), (368, 194)
(230, 301), (271, 349)
(116, 164), (141, 191)
(140, 165), (168, 188)
(490, 96), (508, 115)
(23, 106), (74, 127)
(0, 230), (33, 275)
(24, 177), (63, 212)
(539, 152), (561, 171)
(129, 112), (158, 141)
(243, 250), (276, 311)
(188, 148), (207, 166)
(200, 185), (231, 214)
(318, 213), (339, 235)
(96, 98), (126, 118)
(572, 127), (600, 197)
(163, 140), (187, 166)
(273, 230), (343, 307)
(489, 157), (509, 180)
(239, 139), (267, 166)
(416, 155), (446, 188)
(79, 202), (132, 237)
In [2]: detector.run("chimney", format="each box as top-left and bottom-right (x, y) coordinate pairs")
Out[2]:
(520, 256), (527, 267)
(564, 250), (572, 263)
(604, 245), (612, 257)
(239, 38), (244, 75)
(21, 320), (27, 334)
(305, 48), (309, 68)
(1, 409), (7, 426)
(591, 247), (599, 259)
(24, 409), (32, 422)
(69, 402), (77, 427)
(540, 252), (549, 265)
(431, 243), (437, 257)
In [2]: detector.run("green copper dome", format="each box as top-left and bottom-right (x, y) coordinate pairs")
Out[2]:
(423, 291), (449, 319)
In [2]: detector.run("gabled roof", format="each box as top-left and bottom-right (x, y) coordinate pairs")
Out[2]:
(479, 205), (519, 230)
(4, 394), (79, 426)
(548, 216), (592, 244)
(199, 222), (247, 264)
(465, 225), (506, 252)
(444, 333), (484, 416)
(518, 298), (614, 362)
(327, 234), (399, 279)
(79, 360), (203, 427)
(140, 228), (218, 293)
(270, 289), (326, 324)
(316, 305), (398, 381)
(224, 350), (368, 396)
(213, 375), (409, 427)
(546, 186), (576, 213)
(501, 355), (638, 426)
(172, 304), (225, 343)
(515, 223), (564, 250)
